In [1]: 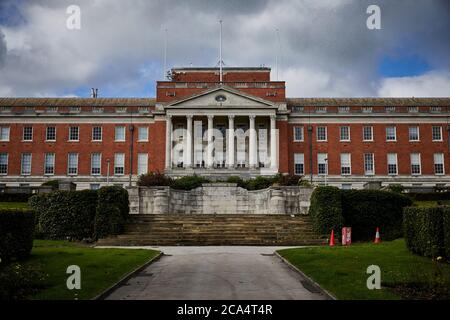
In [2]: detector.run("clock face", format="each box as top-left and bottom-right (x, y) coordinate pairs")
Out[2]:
(215, 95), (227, 102)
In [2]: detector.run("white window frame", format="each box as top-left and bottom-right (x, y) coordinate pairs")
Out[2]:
(115, 126), (126, 142)
(386, 126), (397, 141)
(23, 126), (33, 141)
(44, 153), (55, 176)
(0, 153), (8, 175)
(408, 126), (420, 142)
(387, 153), (398, 176)
(316, 126), (327, 142)
(114, 153), (125, 176)
(434, 153), (445, 175)
(432, 126), (443, 141)
(91, 153), (102, 176)
(67, 153), (79, 176)
(21, 153), (32, 175)
(0, 126), (10, 141)
(364, 153), (375, 176)
(340, 153), (351, 175)
(410, 153), (421, 176)
(46, 126), (56, 142)
(293, 126), (304, 142)
(318, 153), (328, 175)
(137, 153), (149, 175)
(294, 153), (304, 175)
(340, 126), (350, 142)
(138, 127), (149, 142)
(92, 126), (102, 141)
(363, 126), (373, 142)
(69, 126), (79, 141)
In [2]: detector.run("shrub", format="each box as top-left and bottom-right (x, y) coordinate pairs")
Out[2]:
(0, 263), (47, 300)
(0, 210), (35, 262)
(171, 175), (210, 190)
(28, 193), (49, 236)
(275, 174), (303, 186)
(386, 184), (404, 193)
(41, 180), (59, 189)
(308, 186), (344, 236)
(444, 209), (450, 259)
(341, 190), (412, 241)
(403, 207), (446, 259)
(0, 193), (32, 203)
(226, 176), (246, 188)
(94, 186), (129, 239)
(138, 171), (172, 187)
(245, 176), (274, 191)
(33, 190), (98, 240)
(407, 192), (450, 202)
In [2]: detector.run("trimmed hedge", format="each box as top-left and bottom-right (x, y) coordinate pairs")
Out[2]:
(403, 206), (447, 259)
(35, 190), (98, 240)
(308, 187), (412, 241)
(444, 210), (450, 259)
(0, 209), (35, 261)
(407, 192), (450, 202)
(308, 186), (344, 236)
(30, 187), (129, 241)
(341, 190), (412, 241)
(0, 193), (32, 203)
(94, 186), (129, 239)
(171, 175), (210, 190)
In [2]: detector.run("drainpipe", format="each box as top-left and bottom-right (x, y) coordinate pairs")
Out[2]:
(129, 112), (135, 187)
(308, 125), (313, 183)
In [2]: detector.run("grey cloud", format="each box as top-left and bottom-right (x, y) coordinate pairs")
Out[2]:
(0, 29), (6, 67)
(0, 0), (448, 97)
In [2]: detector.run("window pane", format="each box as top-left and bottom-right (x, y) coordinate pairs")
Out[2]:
(114, 153), (125, 175)
(91, 153), (101, 175)
(138, 127), (148, 141)
(363, 126), (373, 141)
(115, 126), (126, 141)
(92, 126), (102, 141)
(21, 153), (32, 175)
(69, 127), (79, 141)
(364, 153), (374, 175)
(138, 153), (148, 175)
(68, 153), (78, 175)
(46, 127), (56, 141)
(0, 153), (8, 174)
(23, 127), (33, 141)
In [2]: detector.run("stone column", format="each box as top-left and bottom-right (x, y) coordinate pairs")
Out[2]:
(185, 115), (193, 168)
(165, 115), (172, 169)
(249, 115), (257, 168)
(228, 115), (235, 168)
(207, 115), (214, 168)
(270, 115), (278, 171)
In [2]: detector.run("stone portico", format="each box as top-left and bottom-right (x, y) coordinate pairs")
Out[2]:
(162, 86), (280, 177)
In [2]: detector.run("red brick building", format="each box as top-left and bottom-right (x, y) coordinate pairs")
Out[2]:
(0, 67), (449, 190)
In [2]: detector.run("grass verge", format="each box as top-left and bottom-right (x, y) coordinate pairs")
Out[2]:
(277, 239), (450, 300)
(0, 202), (29, 209)
(27, 240), (159, 300)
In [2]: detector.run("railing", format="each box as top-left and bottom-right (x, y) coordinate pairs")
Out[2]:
(158, 81), (285, 89)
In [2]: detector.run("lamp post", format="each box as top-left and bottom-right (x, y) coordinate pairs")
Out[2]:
(106, 159), (111, 185)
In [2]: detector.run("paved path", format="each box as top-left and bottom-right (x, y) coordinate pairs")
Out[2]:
(103, 246), (329, 300)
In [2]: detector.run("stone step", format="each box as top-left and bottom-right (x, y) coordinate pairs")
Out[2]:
(97, 214), (322, 246)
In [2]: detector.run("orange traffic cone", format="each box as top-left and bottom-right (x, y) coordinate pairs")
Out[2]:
(374, 227), (381, 244)
(329, 230), (335, 247)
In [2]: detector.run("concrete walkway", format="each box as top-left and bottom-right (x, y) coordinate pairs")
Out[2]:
(102, 246), (330, 300)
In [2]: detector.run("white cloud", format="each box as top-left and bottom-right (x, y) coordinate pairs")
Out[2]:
(0, 0), (448, 97)
(377, 72), (450, 97)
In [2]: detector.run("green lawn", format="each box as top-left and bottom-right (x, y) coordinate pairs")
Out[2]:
(27, 240), (159, 300)
(0, 202), (29, 209)
(278, 239), (450, 300)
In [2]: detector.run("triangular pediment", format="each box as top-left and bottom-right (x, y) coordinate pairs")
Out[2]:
(165, 86), (276, 109)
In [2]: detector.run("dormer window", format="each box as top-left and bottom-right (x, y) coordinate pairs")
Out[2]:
(0, 106), (12, 113)
(46, 106), (58, 113)
(430, 106), (442, 113)
(386, 106), (396, 113)
(408, 106), (419, 113)
(138, 107), (149, 114)
(69, 106), (80, 113)
(292, 106), (304, 113)
(338, 106), (350, 113)
(92, 107), (104, 113)
(116, 107), (127, 113)
(316, 106), (327, 113)
(362, 107), (373, 113)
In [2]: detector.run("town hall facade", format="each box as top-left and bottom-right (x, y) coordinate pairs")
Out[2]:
(0, 67), (449, 190)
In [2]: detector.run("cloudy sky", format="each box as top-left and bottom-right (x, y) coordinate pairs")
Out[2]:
(0, 0), (449, 98)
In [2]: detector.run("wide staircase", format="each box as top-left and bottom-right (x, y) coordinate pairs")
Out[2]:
(97, 214), (326, 246)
